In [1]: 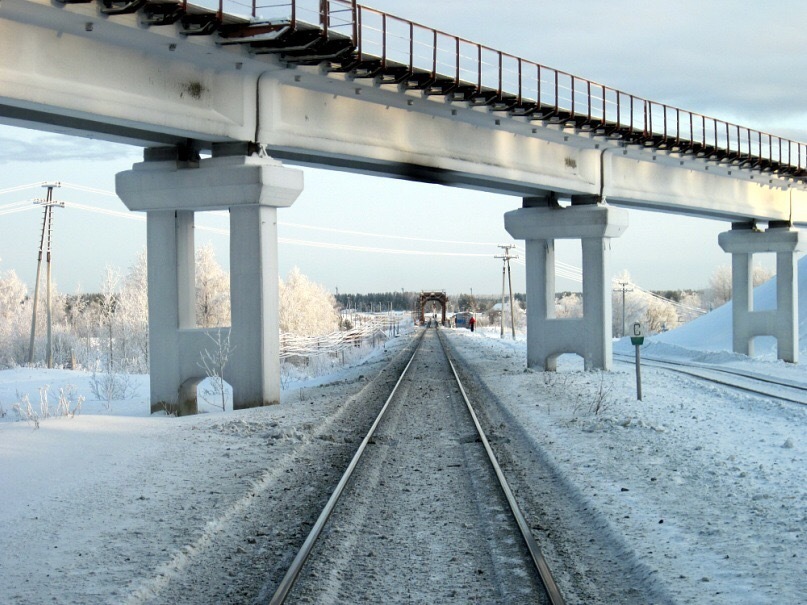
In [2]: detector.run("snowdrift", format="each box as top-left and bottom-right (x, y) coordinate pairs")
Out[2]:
(641, 255), (807, 357)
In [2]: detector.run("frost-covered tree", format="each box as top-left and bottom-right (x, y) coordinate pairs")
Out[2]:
(612, 272), (644, 336)
(753, 265), (774, 287)
(118, 250), (149, 372)
(66, 287), (94, 368)
(0, 270), (30, 367)
(611, 271), (680, 336)
(706, 264), (775, 309)
(97, 266), (121, 370)
(195, 245), (230, 328)
(279, 267), (340, 336)
(643, 295), (679, 333)
(707, 265), (732, 309)
(555, 293), (582, 318)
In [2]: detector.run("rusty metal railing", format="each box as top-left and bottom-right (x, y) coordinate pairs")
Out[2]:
(198, 0), (807, 175)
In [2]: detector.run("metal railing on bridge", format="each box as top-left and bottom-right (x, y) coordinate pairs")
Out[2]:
(106, 0), (807, 177)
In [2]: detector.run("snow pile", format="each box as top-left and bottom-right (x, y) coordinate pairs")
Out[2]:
(642, 254), (807, 357)
(454, 329), (805, 604)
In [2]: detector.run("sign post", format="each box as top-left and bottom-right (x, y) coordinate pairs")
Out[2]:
(630, 322), (644, 401)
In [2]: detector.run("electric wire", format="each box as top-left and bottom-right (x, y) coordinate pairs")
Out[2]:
(4, 183), (707, 313)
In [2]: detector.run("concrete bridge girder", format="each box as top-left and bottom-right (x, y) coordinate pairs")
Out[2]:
(1, 0), (805, 227)
(116, 153), (303, 414)
(0, 0), (263, 145)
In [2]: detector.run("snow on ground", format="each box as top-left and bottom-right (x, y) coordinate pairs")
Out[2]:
(649, 254), (807, 359)
(451, 329), (805, 604)
(1, 266), (805, 603)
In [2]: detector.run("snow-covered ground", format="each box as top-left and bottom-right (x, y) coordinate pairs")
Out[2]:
(453, 329), (804, 604)
(1, 266), (805, 603)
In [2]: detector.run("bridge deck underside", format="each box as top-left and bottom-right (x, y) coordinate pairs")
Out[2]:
(45, 0), (807, 180)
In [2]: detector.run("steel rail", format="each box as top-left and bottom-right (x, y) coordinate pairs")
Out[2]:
(264, 324), (564, 603)
(263, 327), (427, 605)
(614, 352), (807, 405)
(436, 327), (565, 605)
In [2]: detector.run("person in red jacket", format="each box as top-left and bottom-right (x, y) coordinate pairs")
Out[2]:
(469, 315), (476, 332)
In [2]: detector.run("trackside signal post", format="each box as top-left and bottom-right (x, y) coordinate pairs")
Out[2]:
(631, 322), (644, 401)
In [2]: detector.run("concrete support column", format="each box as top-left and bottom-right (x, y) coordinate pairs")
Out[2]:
(144, 209), (192, 413)
(718, 225), (802, 362)
(117, 151), (303, 414)
(582, 235), (614, 369)
(227, 204), (282, 408)
(505, 204), (628, 371)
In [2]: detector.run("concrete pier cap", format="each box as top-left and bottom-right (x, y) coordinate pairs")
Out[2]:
(505, 202), (629, 372)
(116, 154), (303, 212)
(504, 203), (629, 241)
(116, 150), (304, 415)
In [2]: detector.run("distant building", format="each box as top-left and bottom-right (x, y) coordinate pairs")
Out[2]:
(454, 311), (473, 329)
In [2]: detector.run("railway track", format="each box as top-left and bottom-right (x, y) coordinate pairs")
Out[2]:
(258, 325), (564, 604)
(614, 351), (807, 405)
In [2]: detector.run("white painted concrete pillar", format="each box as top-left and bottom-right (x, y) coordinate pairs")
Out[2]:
(117, 150), (303, 414)
(143, 209), (194, 413)
(505, 203), (628, 371)
(581, 235), (614, 369)
(227, 204), (282, 408)
(718, 225), (802, 363)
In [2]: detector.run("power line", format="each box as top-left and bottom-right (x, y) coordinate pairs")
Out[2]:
(0, 182), (47, 196)
(3, 182), (708, 315)
(279, 221), (502, 247)
(0, 200), (36, 216)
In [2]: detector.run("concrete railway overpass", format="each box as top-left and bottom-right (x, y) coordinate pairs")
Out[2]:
(2, 0), (805, 413)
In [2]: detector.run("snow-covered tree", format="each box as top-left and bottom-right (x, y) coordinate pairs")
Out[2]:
(611, 271), (680, 336)
(555, 293), (582, 318)
(97, 266), (121, 370)
(707, 265), (733, 309)
(279, 267), (340, 336)
(66, 287), (94, 368)
(643, 295), (679, 333)
(612, 272), (645, 336)
(706, 264), (775, 309)
(118, 250), (149, 372)
(0, 270), (30, 367)
(195, 245), (230, 328)
(753, 265), (774, 287)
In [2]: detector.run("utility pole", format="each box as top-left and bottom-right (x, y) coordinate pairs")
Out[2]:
(495, 244), (518, 339)
(28, 182), (64, 368)
(614, 280), (633, 338)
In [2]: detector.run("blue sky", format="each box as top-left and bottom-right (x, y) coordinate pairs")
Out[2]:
(2, 1), (806, 295)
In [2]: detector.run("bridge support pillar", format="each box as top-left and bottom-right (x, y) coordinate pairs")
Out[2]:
(505, 203), (628, 371)
(718, 224), (802, 362)
(116, 150), (303, 414)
